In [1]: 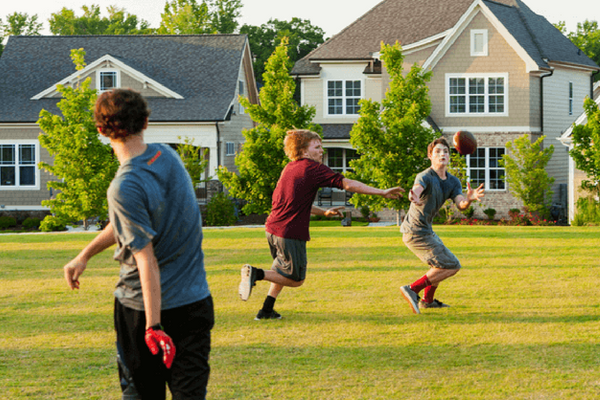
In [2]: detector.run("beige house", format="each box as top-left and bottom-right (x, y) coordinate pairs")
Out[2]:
(292, 0), (599, 219)
(0, 34), (258, 211)
(559, 81), (600, 222)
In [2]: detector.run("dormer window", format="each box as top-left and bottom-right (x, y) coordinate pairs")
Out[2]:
(471, 29), (488, 57)
(97, 69), (119, 92)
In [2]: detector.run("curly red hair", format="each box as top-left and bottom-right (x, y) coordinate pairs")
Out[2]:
(94, 89), (151, 140)
(284, 130), (321, 161)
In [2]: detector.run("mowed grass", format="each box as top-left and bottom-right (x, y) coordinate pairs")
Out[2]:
(1, 226), (600, 399)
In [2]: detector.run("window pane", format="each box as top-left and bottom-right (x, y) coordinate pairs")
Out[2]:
(20, 144), (35, 164)
(474, 33), (484, 53)
(327, 148), (344, 173)
(346, 98), (360, 114)
(449, 78), (465, 95)
(19, 166), (35, 186)
(328, 81), (343, 97)
(1, 166), (15, 185)
(328, 98), (343, 114)
(469, 95), (485, 113)
(0, 144), (15, 165)
(450, 96), (466, 113)
(469, 78), (485, 94)
(100, 71), (117, 90)
(345, 80), (361, 97)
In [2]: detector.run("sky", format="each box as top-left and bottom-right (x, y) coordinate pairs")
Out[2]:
(1, 0), (596, 38)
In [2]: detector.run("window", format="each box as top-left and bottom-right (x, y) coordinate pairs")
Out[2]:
(327, 80), (361, 115)
(238, 80), (245, 114)
(471, 30), (488, 56)
(569, 82), (573, 115)
(225, 142), (236, 156)
(325, 148), (359, 174)
(466, 147), (505, 190)
(447, 74), (507, 116)
(0, 143), (38, 188)
(97, 70), (119, 91)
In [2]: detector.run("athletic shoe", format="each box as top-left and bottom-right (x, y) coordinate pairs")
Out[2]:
(239, 264), (257, 301)
(255, 309), (282, 320)
(400, 285), (421, 314)
(419, 299), (450, 309)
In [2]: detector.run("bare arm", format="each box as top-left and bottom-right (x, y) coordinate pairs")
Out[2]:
(454, 182), (485, 211)
(342, 178), (404, 199)
(64, 222), (117, 290)
(134, 242), (162, 329)
(311, 205), (345, 218)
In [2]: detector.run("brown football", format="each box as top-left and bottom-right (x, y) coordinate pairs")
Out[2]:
(453, 131), (477, 155)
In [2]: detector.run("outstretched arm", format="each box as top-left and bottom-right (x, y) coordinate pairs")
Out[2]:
(64, 222), (117, 290)
(342, 178), (404, 199)
(311, 205), (345, 218)
(455, 182), (485, 211)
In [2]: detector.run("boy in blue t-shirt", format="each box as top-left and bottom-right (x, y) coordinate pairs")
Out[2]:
(63, 89), (213, 399)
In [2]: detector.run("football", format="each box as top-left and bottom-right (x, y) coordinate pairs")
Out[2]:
(453, 131), (477, 155)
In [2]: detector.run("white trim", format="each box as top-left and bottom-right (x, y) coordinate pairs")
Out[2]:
(324, 79), (363, 117)
(0, 140), (41, 191)
(465, 146), (507, 192)
(31, 54), (184, 100)
(445, 73), (509, 117)
(470, 29), (488, 56)
(96, 68), (120, 92)
(441, 126), (538, 133)
(322, 140), (354, 149)
(0, 205), (48, 211)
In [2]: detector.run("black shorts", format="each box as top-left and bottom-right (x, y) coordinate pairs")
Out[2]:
(267, 233), (307, 281)
(114, 295), (214, 400)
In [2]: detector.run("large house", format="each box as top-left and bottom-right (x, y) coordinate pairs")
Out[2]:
(0, 34), (258, 211)
(292, 0), (599, 218)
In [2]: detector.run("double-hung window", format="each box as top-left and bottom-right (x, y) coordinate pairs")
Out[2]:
(225, 142), (236, 156)
(466, 147), (505, 190)
(327, 80), (362, 115)
(447, 74), (508, 116)
(326, 148), (359, 174)
(0, 142), (38, 189)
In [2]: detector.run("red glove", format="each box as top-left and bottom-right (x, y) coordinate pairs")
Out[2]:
(144, 324), (176, 369)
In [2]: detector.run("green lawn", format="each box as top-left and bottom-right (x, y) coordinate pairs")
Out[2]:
(1, 226), (599, 399)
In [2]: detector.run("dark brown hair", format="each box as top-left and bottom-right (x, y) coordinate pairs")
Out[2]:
(284, 129), (321, 161)
(94, 89), (151, 140)
(427, 137), (450, 158)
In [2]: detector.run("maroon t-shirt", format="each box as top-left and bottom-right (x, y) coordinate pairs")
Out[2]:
(265, 158), (345, 241)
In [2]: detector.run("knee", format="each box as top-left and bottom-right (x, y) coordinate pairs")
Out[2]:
(290, 279), (305, 288)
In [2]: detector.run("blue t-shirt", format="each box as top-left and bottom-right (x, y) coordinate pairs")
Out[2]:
(108, 143), (210, 311)
(401, 168), (463, 235)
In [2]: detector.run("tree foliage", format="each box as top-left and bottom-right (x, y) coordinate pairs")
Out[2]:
(569, 97), (600, 197)
(217, 37), (320, 215)
(37, 49), (119, 230)
(210, 0), (242, 34)
(240, 18), (326, 85)
(158, 0), (241, 34)
(0, 12), (42, 57)
(49, 5), (152, 35)
(557, 19), (600, 81)
(347, 41), (437, 215)
(176, 136), (210, 188)
(501, 135), (555, 217)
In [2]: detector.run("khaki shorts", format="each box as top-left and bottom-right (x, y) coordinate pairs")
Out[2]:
(402, 232), (461, 270)
(267, 233), (307, 281)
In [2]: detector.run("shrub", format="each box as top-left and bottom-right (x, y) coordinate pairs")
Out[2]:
(205, 192), (238, 226)
(0, 216), (17, 229)
(483, 207), (497, 220)
(572, 197), (600, 226)
(22, 217), (41, 229)
(39, 216), (68, 232)
(462, 206), (475, 219)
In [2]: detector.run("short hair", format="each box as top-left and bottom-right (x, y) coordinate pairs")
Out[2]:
(94, 89), (151, 140)
(427, 137), (451, 158)
(284, 129), (321, 161)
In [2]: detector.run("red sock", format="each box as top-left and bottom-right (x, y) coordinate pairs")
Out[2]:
(410, 275), (431, 295)
(423, 285), (438, 303)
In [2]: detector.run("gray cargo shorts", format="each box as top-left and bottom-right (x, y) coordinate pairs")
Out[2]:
(267, 233), (308, 281)
(402, 232), (461, 270)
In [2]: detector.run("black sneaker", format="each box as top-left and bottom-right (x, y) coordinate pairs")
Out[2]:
(419, 299), (450, 309)
(255, 309), (282, 320)
(400, 285), (421, 314)
(239, 264), (257, 301)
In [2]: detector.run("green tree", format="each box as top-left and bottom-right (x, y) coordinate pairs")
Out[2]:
(570, 97), (600, 197)
(439, 151), (468, 222)
(49, 5), (152, 35)
(0, 12), (42, 57)
(210, 0), (242, 34)
(37, 49), (118, 230)
(176, 136), (210, 188)
(557, 19), (600, 81)
(158, 0), (214, 34)
(217, 37), (320, 215)
(501, 135), (555, 218)
(240, 18), (326, 85)
(347, 41), (437, 223)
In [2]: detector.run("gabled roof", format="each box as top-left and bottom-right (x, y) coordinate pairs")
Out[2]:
(0, 34), (251, 123)
(292, 0), (598, 75)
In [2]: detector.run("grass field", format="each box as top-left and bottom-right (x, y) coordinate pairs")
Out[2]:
(1, 225), (600, 399)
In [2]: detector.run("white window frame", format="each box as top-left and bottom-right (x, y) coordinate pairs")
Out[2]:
(471, 29), (488, 57)
(96, 69), (120, 92)
(325, 147), (359, 174)
(0, 140), (40, 190)
(326, 80), (362, 116)
(225, 142), (236, 156)
(446, 73), (508, 117)
(568, 82), (573, 116)
(465, 147), (506, 192)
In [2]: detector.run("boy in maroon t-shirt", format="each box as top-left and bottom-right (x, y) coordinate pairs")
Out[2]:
(238, 129), (404, 320)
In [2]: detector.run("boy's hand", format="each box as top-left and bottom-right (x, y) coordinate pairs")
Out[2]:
(324, 206), (345, 218)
